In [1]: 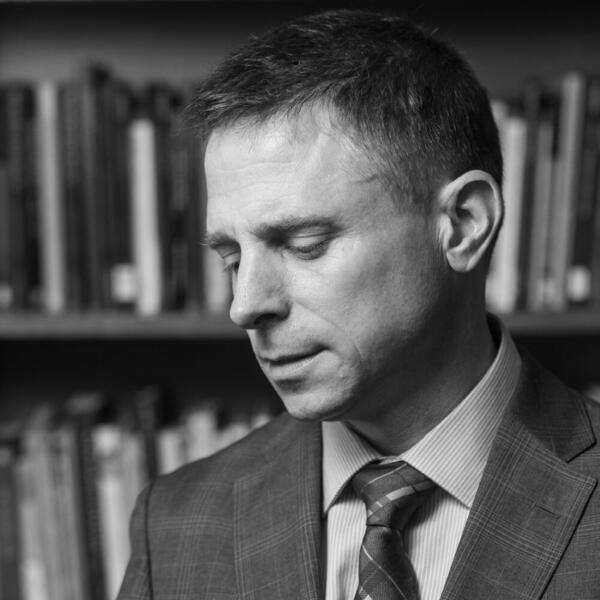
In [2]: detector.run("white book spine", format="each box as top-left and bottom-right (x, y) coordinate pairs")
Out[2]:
(157, 426), (186, 475)
(489, 114), (528, 313)
(184, 403), (219, 462)
(16, 454), (50, 600)
(129, 118), (162, 316)
(93, 425), (130, 600)
(36, 81), (66, 314)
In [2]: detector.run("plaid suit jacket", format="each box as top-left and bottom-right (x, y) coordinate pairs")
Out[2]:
(117, 356), (600, 600)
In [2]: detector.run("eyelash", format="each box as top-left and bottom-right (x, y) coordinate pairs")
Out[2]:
(220, 239), (330, 274)
(287, 239), (329, 259)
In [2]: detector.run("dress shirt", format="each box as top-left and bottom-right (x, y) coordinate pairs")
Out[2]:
(322, 318), (521, 600)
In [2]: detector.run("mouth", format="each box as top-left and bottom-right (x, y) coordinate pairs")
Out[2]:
(258, 349), (323, 377)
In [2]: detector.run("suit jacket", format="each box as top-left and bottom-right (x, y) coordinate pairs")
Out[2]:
(117, 356), (600, 600)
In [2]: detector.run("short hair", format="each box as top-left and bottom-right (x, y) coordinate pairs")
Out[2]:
(186, 9), (503, 209)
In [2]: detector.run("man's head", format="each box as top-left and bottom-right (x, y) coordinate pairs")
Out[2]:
(187, 9), (503, 211)
(192, 10), (504, 434)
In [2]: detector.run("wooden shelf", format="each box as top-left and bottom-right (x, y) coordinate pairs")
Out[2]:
(502, 311), (600, 336)
(0, 310), (599, 340)
(0, 313), (245, 340)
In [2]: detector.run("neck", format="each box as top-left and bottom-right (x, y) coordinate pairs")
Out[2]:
(347, 311), (497, 456)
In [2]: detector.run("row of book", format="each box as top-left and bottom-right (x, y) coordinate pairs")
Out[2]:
(0, 388), (277, 600)
(486, 71), (600, 313)
(2, 63), (600, 317)
(0, 62), (232, 316)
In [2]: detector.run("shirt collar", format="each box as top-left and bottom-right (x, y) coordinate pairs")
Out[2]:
(322, 316), (521, 513)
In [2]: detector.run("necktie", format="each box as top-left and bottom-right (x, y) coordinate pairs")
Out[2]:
(352, 461), (435, 600)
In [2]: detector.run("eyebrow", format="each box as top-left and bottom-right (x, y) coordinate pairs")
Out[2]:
(205, 215), (338, 248)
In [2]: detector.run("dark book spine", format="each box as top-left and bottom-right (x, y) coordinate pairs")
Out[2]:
(23, 86), (42, 310)
(133, 386), (162, 482)
(5, 85), (36, 310)
(167, 94), (191, 310)
(571, 79), (600, 305)
(67, 396), (107, 600)
(0, 88), (13, 311)
(59, 81), (87, 310)
(0, 443), (21, 600)
(105, 82), (135, 310)
(80, 65), (111, 311)
(185, 104), (206, 312)
(516, 79), (543, 309)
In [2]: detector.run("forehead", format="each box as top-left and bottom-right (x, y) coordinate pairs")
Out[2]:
(204, 109), (383, 232)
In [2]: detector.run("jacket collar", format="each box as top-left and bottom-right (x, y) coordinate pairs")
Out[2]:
(441, 355), (597, 600)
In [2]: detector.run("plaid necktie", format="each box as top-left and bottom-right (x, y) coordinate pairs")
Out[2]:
(352, 461), (436, 600)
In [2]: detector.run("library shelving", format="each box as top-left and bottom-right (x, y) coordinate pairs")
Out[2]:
(1, 2), (600, 599)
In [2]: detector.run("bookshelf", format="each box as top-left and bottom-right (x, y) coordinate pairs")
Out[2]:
(1, 2), (600, 599)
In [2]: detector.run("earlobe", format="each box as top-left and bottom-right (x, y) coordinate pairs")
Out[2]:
(438, 170), (503, 273)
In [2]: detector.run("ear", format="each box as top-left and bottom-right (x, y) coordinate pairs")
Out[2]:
(436, 170), (503, 273)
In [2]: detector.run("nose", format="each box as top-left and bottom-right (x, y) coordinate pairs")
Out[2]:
(229, 251), (289, 329)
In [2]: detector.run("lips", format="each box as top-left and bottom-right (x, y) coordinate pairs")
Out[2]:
(258, 348), (324, 378)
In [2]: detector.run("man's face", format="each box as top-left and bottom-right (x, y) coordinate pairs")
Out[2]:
(205, 110), (450, 425)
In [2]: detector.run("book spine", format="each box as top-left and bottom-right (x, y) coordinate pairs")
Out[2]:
(80, 66), (111, 311)
(0, 87), (13, 311)
(67, 394), (108, 600)
(59, 81), (87, 311)
(129, 115), (163, 315)
(36, 80), (67, 314)
(488, 107), (528, 313)
(0, 443), (21, 600)
(93, 424), (130, 600)
(547, 72), (587, 310)
(526, 101), (559, 311)
(569, 79), (600, 305)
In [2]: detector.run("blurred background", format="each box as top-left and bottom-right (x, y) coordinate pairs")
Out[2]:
(0, 2), (599, 599)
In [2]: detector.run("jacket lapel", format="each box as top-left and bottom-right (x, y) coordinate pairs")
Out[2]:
(441, 357), (597, 600)
(234, 418), (322, 600)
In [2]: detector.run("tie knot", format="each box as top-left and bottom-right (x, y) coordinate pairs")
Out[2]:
(352, 461), (435, 531)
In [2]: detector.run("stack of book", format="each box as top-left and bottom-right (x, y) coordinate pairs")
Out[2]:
(487, 72), (600, 313)
(0, 389), (276, 600)
(0, 62), (231, 317)
(2, 63), (599, 318)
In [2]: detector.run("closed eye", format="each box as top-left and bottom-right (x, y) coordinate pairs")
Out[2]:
(286, 237), (331, 259)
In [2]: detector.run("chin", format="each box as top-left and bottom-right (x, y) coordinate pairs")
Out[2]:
(277, 387), (358, 423)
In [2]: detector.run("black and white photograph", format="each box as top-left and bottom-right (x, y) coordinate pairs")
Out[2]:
(1, 2), (600, 599)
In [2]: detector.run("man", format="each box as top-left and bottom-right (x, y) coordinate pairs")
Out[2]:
(118, 10), (600, 600)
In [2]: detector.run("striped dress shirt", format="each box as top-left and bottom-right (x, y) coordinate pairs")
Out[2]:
(322, 320), (521, 600)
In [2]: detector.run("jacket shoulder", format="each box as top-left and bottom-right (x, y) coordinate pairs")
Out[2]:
(146, 412), (310, 511)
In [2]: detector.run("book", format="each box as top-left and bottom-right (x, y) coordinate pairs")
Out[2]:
(59, 79), (87, 311)
(36, 80), (67, 314)
(570, 77), (600, 305)
(182, 399), (220, 462)
(526, 98), (560, 311)
(63, 392), (109, 600)
(0, 432), (21, 600)
(516, 79), (544, 309)
(21, 404), (64, 600)
(487, 103), (528, 313)
(5, 83), (41, 311)
(78, 64), (114, 311)
(547, 71), (588, 310)
(0, 87), (13, 311)
(49, 421), (89, 600)
(105, 81), (136, 310)
(129, 105), (163, 316)
(16, 446), (50, 600)
(93, 423), (131, 600)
